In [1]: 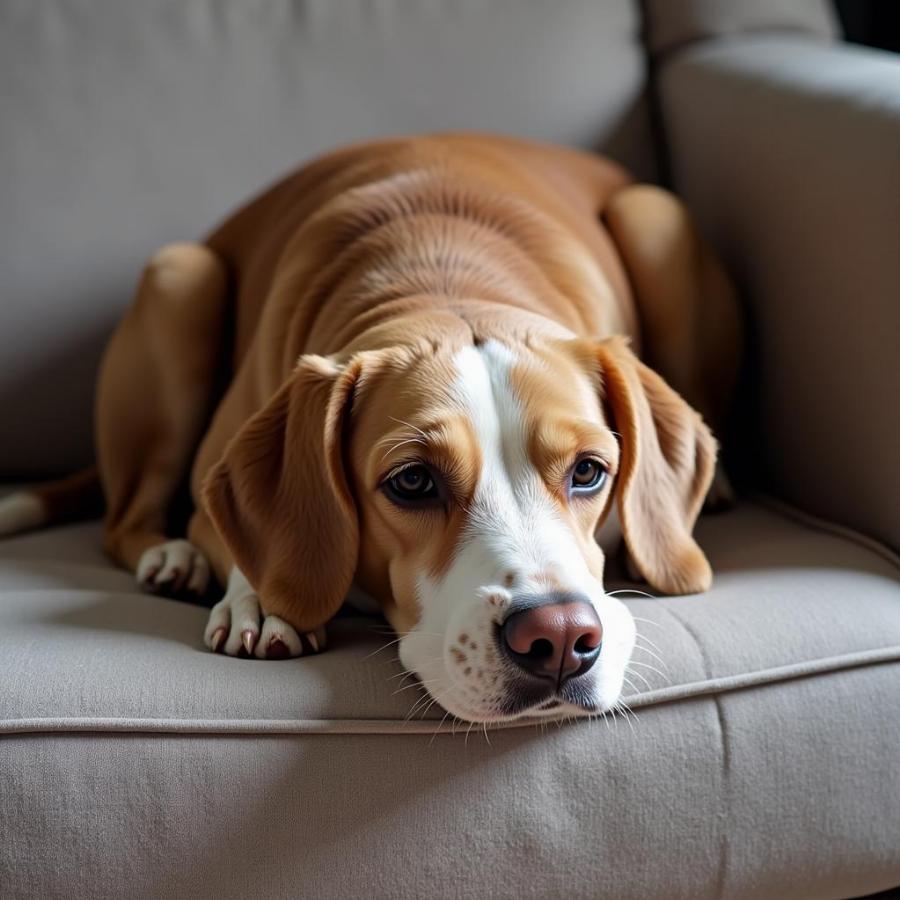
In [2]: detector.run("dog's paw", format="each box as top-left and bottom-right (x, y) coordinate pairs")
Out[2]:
(203, 588), (326, 660)
(137, 539), (211, 597)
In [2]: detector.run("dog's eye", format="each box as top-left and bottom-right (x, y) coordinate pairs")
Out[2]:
(570, 458), (607, 494)
(384, 464), (440, 504)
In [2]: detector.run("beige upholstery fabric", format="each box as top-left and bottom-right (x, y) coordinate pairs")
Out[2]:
(4, 3), (900, 897)
(3, 500), (899, 898)
(0, 0), (654, 478)
(658, 36), (900, 555)
(642, 0), (838, 57)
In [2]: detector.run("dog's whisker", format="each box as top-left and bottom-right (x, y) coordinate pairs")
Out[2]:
(628, 659), (666, 675)
(429, 710), (452, 745)
(629, 615), (663, 628)
(620, 710), (638, 738)
(613, 700), (638, 736)
(388, 416), (429, 440)
(608, 589), (661, 602)
(386, 652), (447, 680)
(634, 634), (667, 665)
(623, 668), (653, 692)
(394, 681), (425, 698)
(623, 701), (640, 726)
(403, 695), (425, 720)
(392, 677), (443, 697)
(379, 436), (427, 462)
(633, 631), (665, 656)
(376, 424), (428, 447)
(361, 637), (406, 660)
(387, 667), (416, 679)
(627, 660), (668, 680)
(418, 696), (442, 720)
(632, 640), (669, 672)
(405, 691), (439, 722)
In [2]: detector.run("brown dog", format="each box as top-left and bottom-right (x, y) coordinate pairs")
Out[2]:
(0, 134), (740, 723)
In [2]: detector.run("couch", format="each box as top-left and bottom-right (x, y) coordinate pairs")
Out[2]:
(2, 2), (899, 897)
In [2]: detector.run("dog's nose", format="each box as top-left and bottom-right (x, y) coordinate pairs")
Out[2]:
(501, 598), (602, 685)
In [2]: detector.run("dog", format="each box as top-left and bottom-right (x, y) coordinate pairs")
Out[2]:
(0, 134), (740, 723)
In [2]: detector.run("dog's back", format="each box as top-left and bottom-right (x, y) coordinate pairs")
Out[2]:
(203, 133), (639, 368)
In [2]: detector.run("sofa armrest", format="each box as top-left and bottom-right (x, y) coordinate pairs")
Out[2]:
(658, 35), (900, 552)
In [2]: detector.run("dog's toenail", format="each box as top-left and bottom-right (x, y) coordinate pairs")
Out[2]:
(241, 629), (257, 654)
(210, 628), (226, 653)
(267, 638), (289, 660)
(307, 632), (320, 652)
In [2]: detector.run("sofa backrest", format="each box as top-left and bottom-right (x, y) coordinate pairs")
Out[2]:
(0, 0), (656, 477)
(0, 0), (839, 478)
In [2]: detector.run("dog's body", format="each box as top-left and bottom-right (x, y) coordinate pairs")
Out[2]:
(1, 134), (740, 722)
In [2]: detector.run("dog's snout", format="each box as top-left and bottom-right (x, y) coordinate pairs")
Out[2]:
(500, 595), (602, 686)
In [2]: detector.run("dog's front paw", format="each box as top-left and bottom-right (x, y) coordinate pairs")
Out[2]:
(203, 583), (326, 660)
(137, 539), (210, 598)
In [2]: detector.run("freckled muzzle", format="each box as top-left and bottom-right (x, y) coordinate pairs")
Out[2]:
(499, 592), (603, 688)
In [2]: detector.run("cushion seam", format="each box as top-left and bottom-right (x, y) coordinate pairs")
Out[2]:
(3, 645), (897, 736)
(659, 603), (731, 900)
(751, 493), (900, 574)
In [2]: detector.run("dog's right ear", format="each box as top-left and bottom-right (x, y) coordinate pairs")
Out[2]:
(594, 337), (717, 595)
(203, 353), (380, 632)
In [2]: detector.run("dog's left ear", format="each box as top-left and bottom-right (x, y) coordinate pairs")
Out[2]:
(203, 353), (376, 632)
(595, 337), (717, 595)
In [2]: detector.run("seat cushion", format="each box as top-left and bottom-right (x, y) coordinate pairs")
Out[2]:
(2, 499), (899, 899)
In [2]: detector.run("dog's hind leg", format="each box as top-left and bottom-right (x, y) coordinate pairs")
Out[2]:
(97, 243), (228, 596)
(603, 185), (743, 509)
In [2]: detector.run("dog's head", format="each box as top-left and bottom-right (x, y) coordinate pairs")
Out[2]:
(204, 334), (715, 722)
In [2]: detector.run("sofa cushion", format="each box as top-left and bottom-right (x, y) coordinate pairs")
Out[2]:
(2, 500), (899, 900)
(1, 500), (898, 729)
(642, 0), (838, 58)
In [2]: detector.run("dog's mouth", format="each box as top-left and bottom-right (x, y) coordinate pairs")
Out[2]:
(494, 678), (601, 720)
(536, 699), (562, 711)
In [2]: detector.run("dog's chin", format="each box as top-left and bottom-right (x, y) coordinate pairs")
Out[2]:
(424, 679), (616, 725)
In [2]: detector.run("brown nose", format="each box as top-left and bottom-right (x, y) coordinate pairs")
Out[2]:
(500, 599), (603, 686)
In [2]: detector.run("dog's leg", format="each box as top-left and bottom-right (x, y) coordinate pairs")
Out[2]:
(604, 185), (742, 510)
(97, 243), (228, 596)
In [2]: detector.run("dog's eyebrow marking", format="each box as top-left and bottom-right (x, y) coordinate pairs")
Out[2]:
(378, 435), (428, 462)
(376, 418), (437, 461)
(389, 416), (429, 438)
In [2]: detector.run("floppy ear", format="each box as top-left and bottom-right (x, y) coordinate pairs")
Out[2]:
(597, 337), (717, 595)
(203, 354), (371, 631)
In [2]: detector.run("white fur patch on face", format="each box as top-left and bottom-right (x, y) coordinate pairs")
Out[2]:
(398, 340), (635, 723)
